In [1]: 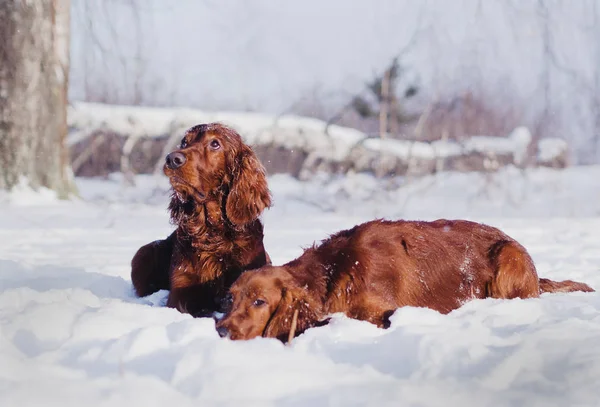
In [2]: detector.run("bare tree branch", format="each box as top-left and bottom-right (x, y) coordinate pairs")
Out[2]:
(323, 8), (428, 134)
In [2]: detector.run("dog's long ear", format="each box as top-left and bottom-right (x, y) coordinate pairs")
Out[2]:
(226, 145), (271, 226)
(263, 286), (319, 341)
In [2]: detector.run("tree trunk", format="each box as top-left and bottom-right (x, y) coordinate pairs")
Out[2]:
(592, 0), (600, 163)
(0, 0), (75, 197)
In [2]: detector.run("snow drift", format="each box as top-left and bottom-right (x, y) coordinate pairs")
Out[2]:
(1, 166), (600, 406)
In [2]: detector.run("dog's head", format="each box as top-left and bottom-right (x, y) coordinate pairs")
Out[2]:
(164, 123), (271, 225)
(216, 266), (319, 341)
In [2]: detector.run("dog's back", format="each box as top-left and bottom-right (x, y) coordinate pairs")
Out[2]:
(320, 219), (552, 320)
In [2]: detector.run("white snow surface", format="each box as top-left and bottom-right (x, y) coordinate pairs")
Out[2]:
(2, 166), (600, 407)
(538, 138), (569, 163)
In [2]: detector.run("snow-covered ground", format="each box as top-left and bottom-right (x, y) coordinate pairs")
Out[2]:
(1, 167), (600, 407)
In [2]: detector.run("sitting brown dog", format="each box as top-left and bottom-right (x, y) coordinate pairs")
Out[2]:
(131, 123), (272, 317)
(216, 219), (594, 341)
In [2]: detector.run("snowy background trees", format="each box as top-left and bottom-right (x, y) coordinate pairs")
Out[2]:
(4, 0), (600, 194)
(69, 0), (600, 165)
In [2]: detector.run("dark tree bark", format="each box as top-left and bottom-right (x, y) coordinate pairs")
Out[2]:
(0, 0), (75, 197)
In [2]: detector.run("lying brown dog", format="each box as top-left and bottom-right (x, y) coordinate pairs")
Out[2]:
(216, 219), (594, 341)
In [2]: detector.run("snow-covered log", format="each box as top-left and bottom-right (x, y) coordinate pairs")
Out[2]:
(67, 102), (569, 178)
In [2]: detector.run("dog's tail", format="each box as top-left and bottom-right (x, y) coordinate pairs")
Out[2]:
(539, 278), (594, 294)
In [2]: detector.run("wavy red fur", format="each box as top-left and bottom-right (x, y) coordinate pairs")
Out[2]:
(131, 123), (272, 317)
(217, 219), (594, 340)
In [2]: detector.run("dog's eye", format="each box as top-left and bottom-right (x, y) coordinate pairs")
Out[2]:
(209, 139), (220, 150)
(252, 299), (266, 307)
(180, 138), (188, 149)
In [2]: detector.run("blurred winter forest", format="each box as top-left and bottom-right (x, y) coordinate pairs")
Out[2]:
(70, 0), (600, 164)
(2, 0), (600, 195)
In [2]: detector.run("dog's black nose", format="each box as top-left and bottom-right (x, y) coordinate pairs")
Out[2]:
(165, 152), (186, 169)
(216, 325), (229, 338)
